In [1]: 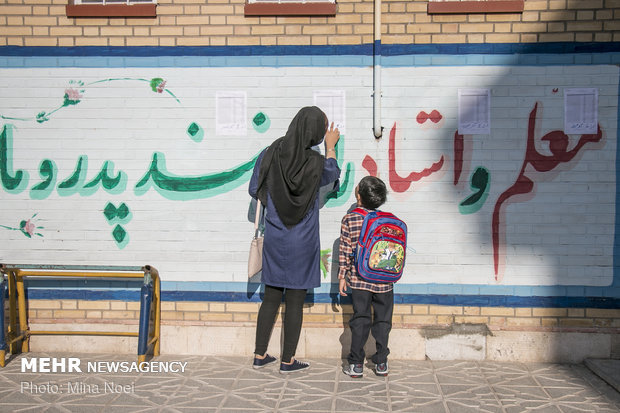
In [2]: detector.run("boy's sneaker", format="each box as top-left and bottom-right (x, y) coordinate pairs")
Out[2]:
(343, 363), (364, 378)
(253, 354), (277, 369)
(279, 359), (310, 374)
(375, 362), (389, 376)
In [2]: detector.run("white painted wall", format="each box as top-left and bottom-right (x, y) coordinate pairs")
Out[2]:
(0, 64), (617, 287)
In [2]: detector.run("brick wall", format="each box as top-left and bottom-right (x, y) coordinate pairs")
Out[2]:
(18, 299), (620, 360)
(1, 0), (619, 47)
(26, 299), (620, 332)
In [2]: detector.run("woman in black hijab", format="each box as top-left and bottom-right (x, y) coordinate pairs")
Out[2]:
(249, 106), (340, 373)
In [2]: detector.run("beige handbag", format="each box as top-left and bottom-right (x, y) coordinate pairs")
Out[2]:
(248, 200), (264, 278)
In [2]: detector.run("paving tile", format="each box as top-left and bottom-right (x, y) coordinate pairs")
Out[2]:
(278, 395), (336, 411)
(333, 395), (390, 412)
(2, 405), (53, 413)
(57, 405), (109, 413)
(493, 384), (552, 400)
(504, 403), (563, 413)
(558, 405), (620, 413)
(1, 353), (619, 412)
(284, 379), (336, 394)
(440, 384), (499, 399)
(444, 399), (504, 413)
(390, 382), (442, 398)
(216, 409), (268, 413)
(390, 398), (448, 413)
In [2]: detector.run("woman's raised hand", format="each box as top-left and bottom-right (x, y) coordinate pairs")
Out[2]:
(324, 122), (340, 157)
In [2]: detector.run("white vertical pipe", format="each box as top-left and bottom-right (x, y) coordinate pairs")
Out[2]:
(373, 0), (383, 138)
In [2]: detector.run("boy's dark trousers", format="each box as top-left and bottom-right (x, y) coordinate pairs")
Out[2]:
(347, 288), (394, 365)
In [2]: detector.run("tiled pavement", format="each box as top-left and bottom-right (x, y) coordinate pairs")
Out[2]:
(0, 353), (619, 413)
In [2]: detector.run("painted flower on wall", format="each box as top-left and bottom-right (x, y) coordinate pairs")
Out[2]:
(21, 219), (36, 237)
(63, 88), (82, 106)
(63, 80), (85, 107)
(0, 214), (44, 238)
(2, 77), (180, 124)
(150, 78), (167, 94)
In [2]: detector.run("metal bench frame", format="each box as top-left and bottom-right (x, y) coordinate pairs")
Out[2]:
(0, 264), (161, 367)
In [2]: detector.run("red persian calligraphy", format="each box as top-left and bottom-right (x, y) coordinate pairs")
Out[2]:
(491, 103), (602, 280)
(388, 123), (444, 192)
(453, 131), (464, 185)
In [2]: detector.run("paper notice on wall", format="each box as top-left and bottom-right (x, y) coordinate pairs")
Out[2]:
(313, 90), (346, 135)
(564, 88), (598, 134)
(458, 88), (490, 135)
(216, 91), (247, 135)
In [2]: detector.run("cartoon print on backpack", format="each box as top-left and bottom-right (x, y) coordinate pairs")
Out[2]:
(371, 241), (404, 273)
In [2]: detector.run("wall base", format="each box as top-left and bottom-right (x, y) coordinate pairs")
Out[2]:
(27, 322), (618, 363)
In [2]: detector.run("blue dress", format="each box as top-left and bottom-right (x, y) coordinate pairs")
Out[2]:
(249, 151), (341, 289)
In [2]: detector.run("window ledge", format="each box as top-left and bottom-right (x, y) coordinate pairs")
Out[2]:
(66, 2), (157, 17)
(427, 1), (524, 14)
(244, 2), (336, 17)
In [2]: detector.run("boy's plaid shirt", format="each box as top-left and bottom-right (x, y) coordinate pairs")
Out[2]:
(338, 208), (393, 294)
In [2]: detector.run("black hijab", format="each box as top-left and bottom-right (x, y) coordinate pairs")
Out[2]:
(256, 106), (327, 228)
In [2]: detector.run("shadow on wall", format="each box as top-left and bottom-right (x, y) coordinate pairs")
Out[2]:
(327, 34), (617, 362)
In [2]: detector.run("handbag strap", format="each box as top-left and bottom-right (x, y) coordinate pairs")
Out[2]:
(254, 200), (262, 238)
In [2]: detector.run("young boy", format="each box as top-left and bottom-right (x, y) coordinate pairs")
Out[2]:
(338, 176), (393, 378)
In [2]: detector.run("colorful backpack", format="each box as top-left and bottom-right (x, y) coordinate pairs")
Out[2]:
(351, 208), (407, 284)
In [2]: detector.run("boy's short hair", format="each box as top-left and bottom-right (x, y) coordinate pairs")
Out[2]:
(358, 176), (387, 210)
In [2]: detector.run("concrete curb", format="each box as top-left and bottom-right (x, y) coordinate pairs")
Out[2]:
(584, 358), (620, 393)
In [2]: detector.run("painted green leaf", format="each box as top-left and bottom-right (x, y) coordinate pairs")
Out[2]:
(187, 122), (204, 142)
(252, 112), (271, 133)
(104, 203), (117, 221)
(112, 225), (127, 243)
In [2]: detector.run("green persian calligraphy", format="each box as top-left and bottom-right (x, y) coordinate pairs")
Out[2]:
(30, 159), (57, 200)
(459, 167), (490, 215)
(135, 152), (261, 201)
(0, 124), (28, 194)
(325, 136), (354, 208)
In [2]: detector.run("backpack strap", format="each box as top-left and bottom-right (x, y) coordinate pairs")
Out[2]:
(253, 200), (262, 238)
(351, 207), (368, 217)
(349, 207), (375, 261)
(348, 208), (367, 260)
